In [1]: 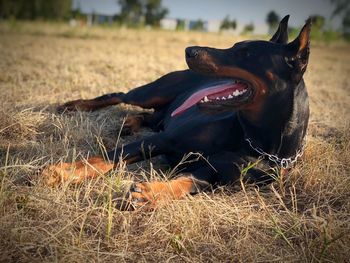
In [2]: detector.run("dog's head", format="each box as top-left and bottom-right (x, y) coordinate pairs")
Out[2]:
(172, 15), (311, 118)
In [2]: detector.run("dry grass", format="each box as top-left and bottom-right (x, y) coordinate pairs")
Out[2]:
(0, 22), (349, 262)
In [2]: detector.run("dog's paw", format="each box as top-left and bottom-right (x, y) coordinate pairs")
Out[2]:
(126, 177), (196, 210)
(127, 182), (154, 209)
(41, 163), (74, 186)
(120, 115), (144, 136)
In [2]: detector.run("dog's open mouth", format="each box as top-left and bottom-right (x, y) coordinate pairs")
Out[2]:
(171, 80), (253, 117)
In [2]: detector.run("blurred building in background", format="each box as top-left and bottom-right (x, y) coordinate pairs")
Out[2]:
(204, 20), (222, 32)
(160, 18), (177, 30)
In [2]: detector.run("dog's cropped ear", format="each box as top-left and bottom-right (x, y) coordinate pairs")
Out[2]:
(270, 15), (289, 44)
(285, 18), (312, 82)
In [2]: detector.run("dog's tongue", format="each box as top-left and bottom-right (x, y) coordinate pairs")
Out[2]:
(171, 82), (245, 117)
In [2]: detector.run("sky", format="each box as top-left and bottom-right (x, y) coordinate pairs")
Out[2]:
(73, 0), (341, 33)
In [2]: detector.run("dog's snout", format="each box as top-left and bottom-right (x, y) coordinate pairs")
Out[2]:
(185, 47), (200, 59)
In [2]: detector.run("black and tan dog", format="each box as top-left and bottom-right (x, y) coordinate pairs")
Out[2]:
(44, 15), (311, 207)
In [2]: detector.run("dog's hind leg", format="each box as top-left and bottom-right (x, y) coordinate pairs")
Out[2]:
(121, 110), (165, 135)
(58, 70), (203, 112)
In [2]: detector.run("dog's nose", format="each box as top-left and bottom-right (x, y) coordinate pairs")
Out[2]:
(185, 47), (200, 59)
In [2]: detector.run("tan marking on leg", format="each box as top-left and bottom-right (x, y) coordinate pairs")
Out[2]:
(57, 99), (95, 112)
(266, 70), (276, 81)
(280, 168), (289, 177)
(130, 176), (197, 208)
(42, 156), (114, 186)
(123, 115), (145, 134)
(58, 97), (122, 112)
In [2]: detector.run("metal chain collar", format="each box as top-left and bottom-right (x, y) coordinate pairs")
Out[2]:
(245, 136), (306, 169)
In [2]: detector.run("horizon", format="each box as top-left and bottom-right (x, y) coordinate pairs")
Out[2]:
(73, 0), (342, 34)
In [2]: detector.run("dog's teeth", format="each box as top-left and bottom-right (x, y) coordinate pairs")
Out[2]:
(222, 97), (226, 100)
(200, 99), (204, 103)
(203, 96), (209, 102)
(228, 95), (233, 99)
(216, 97), (220, 100)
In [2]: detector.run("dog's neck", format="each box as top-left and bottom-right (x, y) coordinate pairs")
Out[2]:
(238, 80), (309, 158)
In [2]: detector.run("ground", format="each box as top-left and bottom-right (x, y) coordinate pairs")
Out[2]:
(0, 22), (349, 262)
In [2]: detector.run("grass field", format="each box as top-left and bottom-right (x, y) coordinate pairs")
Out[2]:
(0, 22), (349, 262)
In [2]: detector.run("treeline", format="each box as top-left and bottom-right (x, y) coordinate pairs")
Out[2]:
(0, 0), (349, 40)
(0, 0), (168, 27)
(0, 0), (72, 20)
(117, 0), (168, 27)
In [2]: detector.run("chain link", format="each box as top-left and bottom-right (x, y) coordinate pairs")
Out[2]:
(245, 136), (306, 169)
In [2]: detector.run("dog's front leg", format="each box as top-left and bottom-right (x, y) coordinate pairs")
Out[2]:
(42, 134), (170, 186)
(42, 156), (114, 186)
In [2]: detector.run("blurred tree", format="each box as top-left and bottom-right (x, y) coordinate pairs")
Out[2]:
(118, 0), (143, 25)
(176, 19), (185, 31)
(71, 1), (84, 20)
(0, 0), (72, 20)
(242, 23), (254, 34)
(191, 19), (204, 31)
(342, 10), (350, 38)
(118, 0), (168, 27)
(330, 0), (350, 39)
(308, 15), (326, 40)
(144, 0), (168, 27)
(266, 11), (280, 33)
(0, 0), (20, 19)
(310, 15), (325, 30)
(330, 0), (350, 17)
(220, 16), (237, 31)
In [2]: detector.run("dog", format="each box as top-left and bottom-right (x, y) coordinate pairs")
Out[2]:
(44, 15), (311, 208)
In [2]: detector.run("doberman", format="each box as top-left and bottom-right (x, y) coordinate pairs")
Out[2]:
(43, 15), (311, 208)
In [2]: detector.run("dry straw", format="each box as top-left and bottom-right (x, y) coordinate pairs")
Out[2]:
(0, 22), (349, 262)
